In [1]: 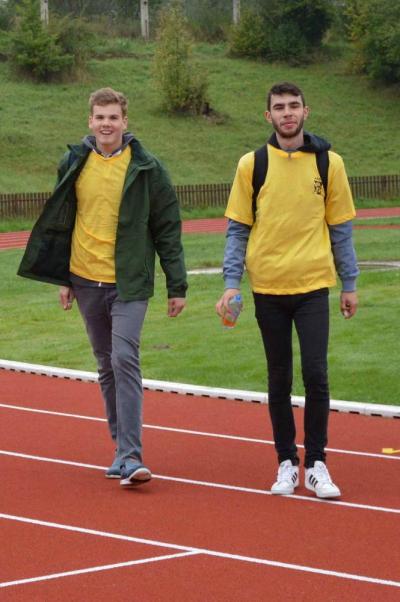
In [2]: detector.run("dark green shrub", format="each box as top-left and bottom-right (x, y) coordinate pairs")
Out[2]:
(228, 10), (267, 58)
(9, 0), (93, 82)
(9, 0), (72, 82)
(267, 21), (309, 66)
(49, 13), (94, 73)
(229, 0), (333, 65)
(0, 0), (15, 31)
(346, 0), (400, 84)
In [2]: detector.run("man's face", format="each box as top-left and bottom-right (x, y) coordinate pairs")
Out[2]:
(265, 93), (309, 139)
(88, 103), (127, 154)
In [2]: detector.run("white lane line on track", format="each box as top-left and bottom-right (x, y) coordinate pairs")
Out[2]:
(1, 513), (399, 589)
(1, 450), (399, 515)
(0, 552), (198, 589)
(1, 402), (398, 462)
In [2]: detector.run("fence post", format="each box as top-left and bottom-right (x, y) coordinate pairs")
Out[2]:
(140, 0), (150, 41)
(40, 0), (49, 25)
(233, 0), (240, 24)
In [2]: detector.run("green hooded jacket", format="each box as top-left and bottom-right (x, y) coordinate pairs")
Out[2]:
(17, 137), (187, 301)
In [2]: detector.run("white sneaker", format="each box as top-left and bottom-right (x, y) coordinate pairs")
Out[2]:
(305, 461), (341, 499)
(271, 460), (299, 495)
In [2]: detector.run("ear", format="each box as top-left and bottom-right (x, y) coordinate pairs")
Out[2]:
(264, 110), (272, 124)
(303, 106), (310, 120)
(123, 116), (128, 130)
(88, 114), (93, 130)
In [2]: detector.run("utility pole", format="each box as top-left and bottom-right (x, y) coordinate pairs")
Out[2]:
(140, 0), (149, 41)
(233, 0), (240, 25)
(40, 0), (49, 25)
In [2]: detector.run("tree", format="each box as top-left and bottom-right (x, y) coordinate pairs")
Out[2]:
(346, 0), (400, 84)
(229, 0), (334, 64)
(9, 0), (93, 81)
(153, 0), (208, 114)
(10, 0), (72, 81)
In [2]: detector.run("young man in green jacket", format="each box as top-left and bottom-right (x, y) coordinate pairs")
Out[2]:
(18, 87), (187, 487)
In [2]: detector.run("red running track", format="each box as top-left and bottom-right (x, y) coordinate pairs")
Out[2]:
(1, 369), (399, 600)
(1, 207), (400, 250)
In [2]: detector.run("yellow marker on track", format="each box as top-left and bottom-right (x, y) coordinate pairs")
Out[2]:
(382, 448), (400, 454)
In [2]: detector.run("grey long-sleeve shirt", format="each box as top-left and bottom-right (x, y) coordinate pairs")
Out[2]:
(223, 218), (359, 292)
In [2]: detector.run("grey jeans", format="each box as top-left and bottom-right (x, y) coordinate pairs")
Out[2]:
(72, 283), (148, 464)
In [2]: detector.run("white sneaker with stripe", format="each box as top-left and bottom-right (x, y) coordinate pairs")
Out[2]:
(271, 459), (299, 495)
(305, 461), (341, 499)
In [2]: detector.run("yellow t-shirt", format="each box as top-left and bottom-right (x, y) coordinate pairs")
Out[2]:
(70, 146), (131, 282)
(225, 145), (356, 294)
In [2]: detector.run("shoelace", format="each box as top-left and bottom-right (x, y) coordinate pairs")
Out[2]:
(312, 462), (332, 484)
(278, 463), (296, 480)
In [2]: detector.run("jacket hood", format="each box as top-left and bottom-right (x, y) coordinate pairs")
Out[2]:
(268, 131), (331, 154)
(65, 134), (155, 168)
(82, 132), (135, 155)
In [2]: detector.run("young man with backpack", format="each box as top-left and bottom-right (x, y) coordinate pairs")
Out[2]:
(18, 87), (187, 488)
(216, 82), (358, 499)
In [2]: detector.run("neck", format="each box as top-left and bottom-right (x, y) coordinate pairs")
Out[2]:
(275, 131), (304, 151)
(97, 143), (122, 155)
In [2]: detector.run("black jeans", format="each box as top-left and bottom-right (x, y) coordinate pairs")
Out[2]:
(254, 288), (330, 468)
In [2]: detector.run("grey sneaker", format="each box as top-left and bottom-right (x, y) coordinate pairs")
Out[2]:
(271, 460), (299, 495)
(105, 454), (122, 479)
(120, 460), (152, 487)
(305, 461), (341, 499)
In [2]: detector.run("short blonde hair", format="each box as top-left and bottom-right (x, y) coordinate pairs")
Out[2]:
(89, 87), (128, 117)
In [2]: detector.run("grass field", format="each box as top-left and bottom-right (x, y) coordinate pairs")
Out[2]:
(1, 40), (398, 406)
(0, 226), (398, 406)
(1, 41), (400, 193)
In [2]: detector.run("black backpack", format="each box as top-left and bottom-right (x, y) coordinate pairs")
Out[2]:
(251, 145), (329, 221)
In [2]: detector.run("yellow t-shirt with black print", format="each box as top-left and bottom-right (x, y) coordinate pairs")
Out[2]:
(225, 145), (356, 294)
(70, 146), (131, 282)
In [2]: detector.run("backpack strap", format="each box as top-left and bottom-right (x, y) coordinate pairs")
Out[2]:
(316, 150), (329, 201)
(252, 144), (268, 221)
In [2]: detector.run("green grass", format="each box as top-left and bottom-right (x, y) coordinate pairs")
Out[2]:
(0, 41), (398, 405)
(355, 198), (400, 209)
(1, 40), (400, 193)
(0, 218), (35, 233)
(355, 218), (400, 226)
(353, 228), (400, 261)
(1, 229), (399, 406)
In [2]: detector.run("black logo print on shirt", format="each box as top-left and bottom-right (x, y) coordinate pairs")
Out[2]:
(314, 177), (323, 195)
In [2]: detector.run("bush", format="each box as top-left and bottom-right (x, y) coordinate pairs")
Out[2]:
(0, 0), (15, 31)
(9, 0), (72, 82)
(346, 0), (400, 85)
(267, 21), (309, 66)
(228, 10), (267, 58)
(229, 0), (333, 65)
(153, 0), (209, 114)
(49, 13), (94, 74)
(9, 0), (93, 82)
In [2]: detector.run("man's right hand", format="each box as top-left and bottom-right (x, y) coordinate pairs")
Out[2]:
(59, 286), (75, 311)
(215, 288), (241, 317)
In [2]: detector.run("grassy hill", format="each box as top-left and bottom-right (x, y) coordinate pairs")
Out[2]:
(1, 41), (400, 193)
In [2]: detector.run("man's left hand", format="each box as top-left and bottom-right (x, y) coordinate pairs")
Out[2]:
(168, 297), (186, 317)
(340, 291), (358, 319)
